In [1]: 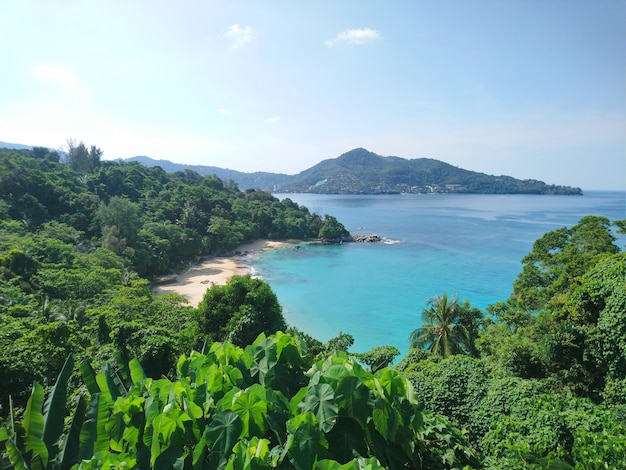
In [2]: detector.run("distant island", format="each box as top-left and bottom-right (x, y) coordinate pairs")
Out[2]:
(125, 148), (582, 195)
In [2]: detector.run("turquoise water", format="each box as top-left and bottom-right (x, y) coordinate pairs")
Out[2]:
(252, 192), (625, 355)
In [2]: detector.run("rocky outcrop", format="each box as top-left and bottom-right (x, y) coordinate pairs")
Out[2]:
(350, 234), (383, 243)
(319, 234), (383, 244)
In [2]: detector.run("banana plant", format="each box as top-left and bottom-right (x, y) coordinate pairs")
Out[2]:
(0, 355), (80, 470)
(0, 352), (146, 470)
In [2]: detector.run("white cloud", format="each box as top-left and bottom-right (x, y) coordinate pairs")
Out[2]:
(32, 65), (78, 86)
(219, 108), (232, 115)
(325, 28), (381, 47)
(264, 117), (280, 124)
(224, 24), (254, 49)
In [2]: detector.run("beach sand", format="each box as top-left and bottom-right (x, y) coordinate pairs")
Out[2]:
(152, 239), (289, 307)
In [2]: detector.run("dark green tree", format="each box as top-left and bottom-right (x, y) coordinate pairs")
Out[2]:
(513, 215), (619, 311)
(355, 345), (401, 372)
(318, 215), (349, 241)
(96, 196), (142, 254)
(198, 274), (286, 347)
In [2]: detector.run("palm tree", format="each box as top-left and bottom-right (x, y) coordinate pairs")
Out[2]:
(408, 292), (470, 357)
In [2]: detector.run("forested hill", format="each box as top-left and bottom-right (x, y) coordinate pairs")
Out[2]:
(126, 155), (293, 191)
(281, 148), (582, 195)
(126, 148), (582, 195)
(0, 146), (347, 278)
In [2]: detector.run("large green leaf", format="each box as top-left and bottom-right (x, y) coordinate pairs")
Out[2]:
(105, 412), (126, 453)
(299, 384), (338, 433)
(334, 376), (374, 426)
(153, 444), (184, 470)
(249, 335), (278, 384)
(289, 387), (308, 415)
(287, 412), (328, 470)
(204, 363), (226, 397)
(265, 388), (291, 445)
(23, 382), (48, 468)
(23, 383), (45, 441)
(226, 437), (272, 470)
(129, 358), (147, 385)
(42, 355), (74, 454)
(371, 398), (399, 443)
(79, 361), (101, 396)
(263, 363), (295, 396)
(97, 363), (122, 401)
(4, 439), (29, 470)
(210, 341), (245, 367)
(142, 395), (160, 449)
(373, 369), (406, 401)
(79, 393), (111, 460)
(320, 364), (350, 389)
(57, 393), (88, 470)
(231, 386), (267, 437)
(275, 332), (302, 369)
(205, 410), (243, 461)
(326, 417), (368, 463)
(150, 408), (191, 467)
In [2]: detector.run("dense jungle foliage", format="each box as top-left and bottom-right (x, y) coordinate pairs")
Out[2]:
(0, 146), (624, 468)
(0, 146), (346, 407)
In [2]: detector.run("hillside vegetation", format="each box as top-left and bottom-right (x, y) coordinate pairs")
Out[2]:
(0, 145), (624, 468)
(128, 148), (582, 195)
(0, 145), (346, 404)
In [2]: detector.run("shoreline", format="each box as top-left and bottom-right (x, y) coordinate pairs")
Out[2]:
(152, 239), (292, 307)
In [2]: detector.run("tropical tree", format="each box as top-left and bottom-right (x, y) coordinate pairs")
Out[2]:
(355, 345), (401, 372)
(198, 275), (287, 347)
(408, 293), (470, 357)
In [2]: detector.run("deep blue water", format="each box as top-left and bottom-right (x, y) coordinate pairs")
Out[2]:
(252, 192), (625, 355)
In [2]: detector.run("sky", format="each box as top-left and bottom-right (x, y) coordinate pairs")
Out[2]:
(1, 1), (625, 190)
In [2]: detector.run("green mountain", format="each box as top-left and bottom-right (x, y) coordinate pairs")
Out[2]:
(126, 148), (582, 195)
(280, 148), (581, 195)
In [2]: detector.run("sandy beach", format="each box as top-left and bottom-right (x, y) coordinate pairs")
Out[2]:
(152, 239), (289, 307)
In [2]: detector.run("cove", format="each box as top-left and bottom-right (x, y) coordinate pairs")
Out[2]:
(252, 191), (625, 355)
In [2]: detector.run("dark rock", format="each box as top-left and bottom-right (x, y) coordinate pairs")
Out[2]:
(350, 234), (383, 243)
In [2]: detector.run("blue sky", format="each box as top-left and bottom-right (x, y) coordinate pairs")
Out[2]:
(1, 1), (624, 189)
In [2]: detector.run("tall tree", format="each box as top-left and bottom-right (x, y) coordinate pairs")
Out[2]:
(96, 196), (142, 257)
(409, 293), (470, 357)
(65, 139), (102, 173)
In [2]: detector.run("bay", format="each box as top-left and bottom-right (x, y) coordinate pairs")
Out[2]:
(252, 191), (625, 355)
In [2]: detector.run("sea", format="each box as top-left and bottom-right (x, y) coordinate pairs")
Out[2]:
(251, 191), (625, 356)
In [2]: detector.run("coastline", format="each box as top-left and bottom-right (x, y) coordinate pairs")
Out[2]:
(152, 239), (290, 307)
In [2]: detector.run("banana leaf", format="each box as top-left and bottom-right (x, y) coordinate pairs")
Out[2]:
(42, 355), (75, 455)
